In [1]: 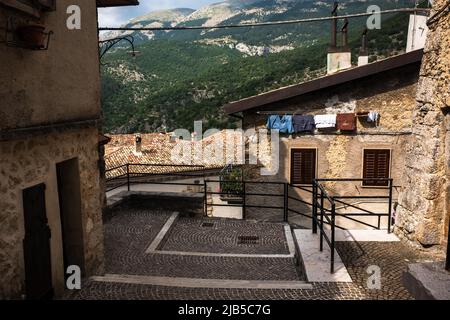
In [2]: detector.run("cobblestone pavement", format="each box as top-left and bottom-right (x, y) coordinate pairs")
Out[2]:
(161, 217), (290, 254)
(67, 208), (426, 300)
(336, 241), (425, 300)
(104, 208), (302, 281)
(69, 281), (362, 300)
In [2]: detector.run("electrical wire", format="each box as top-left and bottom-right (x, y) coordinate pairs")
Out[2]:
(99, 8), (430, 32)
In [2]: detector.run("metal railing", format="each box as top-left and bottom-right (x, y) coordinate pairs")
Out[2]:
(311, 178), (394, 274)
(105, 164), (395, 274)
(105, 163), (207, 192)
(315, 178), (394, 233)
(312, 180), (336, 273)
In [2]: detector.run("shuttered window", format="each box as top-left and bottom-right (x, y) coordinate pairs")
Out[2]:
(363, 149), (391, 187)
(291, 149), (316, 185)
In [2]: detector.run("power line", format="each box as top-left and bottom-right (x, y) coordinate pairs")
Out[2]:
(99, 8), (430, 32)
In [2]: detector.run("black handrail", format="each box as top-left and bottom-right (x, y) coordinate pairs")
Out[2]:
(105, 164), (395, 274)
(312, 179), (336, 273)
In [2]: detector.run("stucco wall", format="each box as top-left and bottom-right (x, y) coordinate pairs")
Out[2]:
(0, 127), (105, 299)
(0, 0), (101, 130)
(396, 0), (450, 249)
(0, 1), (105, 298)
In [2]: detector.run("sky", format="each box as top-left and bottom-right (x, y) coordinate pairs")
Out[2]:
(98, 0), (220, 27)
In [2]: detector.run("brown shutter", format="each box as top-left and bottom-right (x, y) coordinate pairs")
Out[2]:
(291, 149), (316, 184)
(363, 149), (390, 186)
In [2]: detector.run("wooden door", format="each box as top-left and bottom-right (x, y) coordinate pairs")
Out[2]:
(22, 184), (54, 300)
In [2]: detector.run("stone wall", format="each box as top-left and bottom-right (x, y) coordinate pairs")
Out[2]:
(242, 62), (420, 195)
(396, 0), (450, 249)
(0, 127), (105, 299)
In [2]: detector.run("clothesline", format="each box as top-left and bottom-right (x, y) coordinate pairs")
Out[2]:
(265, 112), (380, 134)
(257, 111), (376, 116)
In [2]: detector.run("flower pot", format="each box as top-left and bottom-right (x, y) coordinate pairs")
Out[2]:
(16, 24), (47, 49)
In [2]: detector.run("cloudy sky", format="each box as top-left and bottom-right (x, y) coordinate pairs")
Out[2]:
(98, 0), (220, 27)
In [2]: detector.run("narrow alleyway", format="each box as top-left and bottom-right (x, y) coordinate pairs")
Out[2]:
(65, 206), (429, 300)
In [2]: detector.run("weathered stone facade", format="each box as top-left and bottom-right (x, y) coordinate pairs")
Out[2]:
(0, 1), (108, 299)
(0, 128), (105, 298)
(239, 61), (421, 228)
(396, 0), (450, 249)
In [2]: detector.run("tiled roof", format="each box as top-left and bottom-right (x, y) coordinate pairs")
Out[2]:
(105, 131), (244, 178)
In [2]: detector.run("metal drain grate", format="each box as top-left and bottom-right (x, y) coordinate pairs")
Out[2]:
(237, 236), (260, 245)
(201, 222), (215, 228)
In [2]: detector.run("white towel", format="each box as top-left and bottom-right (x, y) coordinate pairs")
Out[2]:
(314, 114), (337, 129)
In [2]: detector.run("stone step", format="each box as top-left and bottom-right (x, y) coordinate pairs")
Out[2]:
(91, 274), (313, 290)
(293, 229), (352, 283)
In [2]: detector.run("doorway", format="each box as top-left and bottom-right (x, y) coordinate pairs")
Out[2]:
(56, 158), (85, 282)
(22, 183), (54, 300)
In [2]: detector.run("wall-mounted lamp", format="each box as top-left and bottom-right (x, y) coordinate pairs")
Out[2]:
(99, 35), (139, 63)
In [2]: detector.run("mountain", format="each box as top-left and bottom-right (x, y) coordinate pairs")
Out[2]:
(100, 0), (422, 133)
(102, 0), (417, 53)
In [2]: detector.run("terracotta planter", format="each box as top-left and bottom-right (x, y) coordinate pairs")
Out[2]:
(16, 24), (47, 49)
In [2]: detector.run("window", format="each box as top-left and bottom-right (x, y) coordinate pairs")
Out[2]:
(291, 149), (316, 185)
(363, 149), (391, 187)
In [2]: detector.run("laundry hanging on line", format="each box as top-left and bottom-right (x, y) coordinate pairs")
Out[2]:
(314, 114), (337, 129)
(336, 113), (356, 131)
(293, 115), (315, 133)
(367, 111), (379, 123)
(266, 115), (294, 134)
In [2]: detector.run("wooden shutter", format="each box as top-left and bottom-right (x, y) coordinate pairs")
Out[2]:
(363, 149), (390, 186)
(291, 149), (316, 185)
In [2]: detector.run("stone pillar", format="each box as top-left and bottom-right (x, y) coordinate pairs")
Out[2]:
(396, 0), (450, 249)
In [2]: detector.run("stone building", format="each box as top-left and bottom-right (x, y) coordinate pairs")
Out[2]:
(0, 0), (138, 299)
(395, 0), (450, 253)
(224, 49), (423, 228)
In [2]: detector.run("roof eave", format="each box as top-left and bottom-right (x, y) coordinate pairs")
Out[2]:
(223, 49), (424, 115)
(96, 0), (139, 8)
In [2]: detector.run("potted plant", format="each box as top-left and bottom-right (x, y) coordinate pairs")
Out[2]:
(16, 24), (47, 49)
(220, 169), (243, 204)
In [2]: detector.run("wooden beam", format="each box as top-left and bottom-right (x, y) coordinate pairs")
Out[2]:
(0, 0), (41, 18)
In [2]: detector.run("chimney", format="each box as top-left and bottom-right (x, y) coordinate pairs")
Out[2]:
(327, 4), (352, 75)
(134, 134), (142, 155)
(406, 12), (429, 52)
(358, 29), (369, 66)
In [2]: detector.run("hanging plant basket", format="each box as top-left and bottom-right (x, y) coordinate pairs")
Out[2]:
(16, 24), (47, 49)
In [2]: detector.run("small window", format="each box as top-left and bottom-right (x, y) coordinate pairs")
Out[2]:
(363, 149), (391, 187)
(291, 149), (316, 185)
